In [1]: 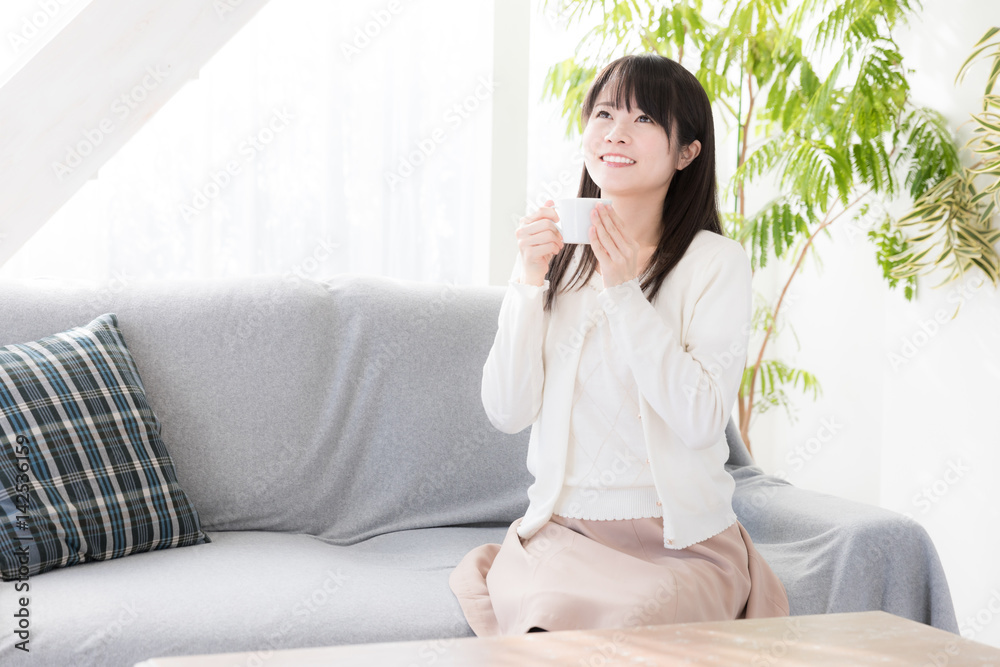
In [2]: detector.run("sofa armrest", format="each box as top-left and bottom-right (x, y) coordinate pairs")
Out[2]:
(726, 462), (959, 634)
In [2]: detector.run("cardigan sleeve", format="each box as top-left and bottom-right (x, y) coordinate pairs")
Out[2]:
(595, 241), (752, 450)
(481, 252), (550, 434)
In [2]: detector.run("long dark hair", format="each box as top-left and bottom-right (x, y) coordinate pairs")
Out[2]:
(542, 53), (724, 313)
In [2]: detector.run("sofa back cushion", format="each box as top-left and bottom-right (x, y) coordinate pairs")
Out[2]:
(0, 275), (533, 543)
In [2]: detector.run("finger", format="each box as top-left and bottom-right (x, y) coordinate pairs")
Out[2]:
(523, 206), (552, 230)
(592, 207), (620, 259)
(597, 204), (627, 251)
(536, 200), (559, 221)
(519, 227), (557, 251)
(524, 218), (562, 247)
(532, 223), (563, 243)
(523, 219), (560, 239)
(588, 225), (604, 257)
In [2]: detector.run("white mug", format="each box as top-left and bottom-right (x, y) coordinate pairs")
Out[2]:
(553, 198), (613, 244)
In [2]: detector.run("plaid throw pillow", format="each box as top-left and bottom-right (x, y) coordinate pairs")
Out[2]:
(0, 313), (210, 580)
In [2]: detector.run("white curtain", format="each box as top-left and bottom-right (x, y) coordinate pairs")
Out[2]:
(0, 0), (495, 286)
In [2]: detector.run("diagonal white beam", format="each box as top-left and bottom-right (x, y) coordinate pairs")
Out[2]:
(0, 0), (272, 268)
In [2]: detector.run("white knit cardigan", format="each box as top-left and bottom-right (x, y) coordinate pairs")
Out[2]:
(481, 229), (752, 549)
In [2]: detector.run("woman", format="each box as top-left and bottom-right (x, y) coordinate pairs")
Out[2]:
(450, 53), (790, 635)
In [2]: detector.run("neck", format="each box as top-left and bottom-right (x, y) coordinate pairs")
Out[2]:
(599, 194), (663, 250)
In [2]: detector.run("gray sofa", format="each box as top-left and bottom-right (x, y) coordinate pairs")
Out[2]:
(0, 273), (958, 666)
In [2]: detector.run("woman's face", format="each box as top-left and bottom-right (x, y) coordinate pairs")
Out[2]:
(582, 89), (688, 200)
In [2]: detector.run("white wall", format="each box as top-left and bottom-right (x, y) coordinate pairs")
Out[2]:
(890, 0), (1000, 647)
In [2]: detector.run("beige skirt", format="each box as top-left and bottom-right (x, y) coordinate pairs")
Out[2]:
(449, 514), (790, 636)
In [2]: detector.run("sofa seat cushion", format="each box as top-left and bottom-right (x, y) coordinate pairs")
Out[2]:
(0, 526), (510, 666)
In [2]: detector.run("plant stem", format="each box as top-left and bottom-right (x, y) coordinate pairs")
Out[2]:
(739, 71), (756, 221)
(739, 187), (874, 451)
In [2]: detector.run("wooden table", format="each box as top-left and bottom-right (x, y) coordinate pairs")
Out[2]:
(135, 610), (1000, 666)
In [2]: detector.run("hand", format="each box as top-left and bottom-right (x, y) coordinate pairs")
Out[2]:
(515, 199), (565, 286)
(589, 202), (640, 289)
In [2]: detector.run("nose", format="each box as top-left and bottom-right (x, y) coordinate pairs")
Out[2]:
(604, 121), (631, 144)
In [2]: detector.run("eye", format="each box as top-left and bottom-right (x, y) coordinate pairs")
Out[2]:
(595, 109), (653, 123)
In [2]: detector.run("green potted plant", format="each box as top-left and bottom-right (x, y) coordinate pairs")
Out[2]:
(539, 0), (999, 456)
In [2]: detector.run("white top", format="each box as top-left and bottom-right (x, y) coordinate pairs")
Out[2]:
(551, 268), (662, 520)
(481, 230), (752, 549)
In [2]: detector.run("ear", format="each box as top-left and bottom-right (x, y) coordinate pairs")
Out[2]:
(677, 140), (702, 170)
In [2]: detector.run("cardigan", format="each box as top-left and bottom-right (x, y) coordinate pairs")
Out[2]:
(551, 272), (662, 520)
(481, 228), (753, 549)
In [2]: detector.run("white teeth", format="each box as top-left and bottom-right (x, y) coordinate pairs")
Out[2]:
(602, 155), (635, 164)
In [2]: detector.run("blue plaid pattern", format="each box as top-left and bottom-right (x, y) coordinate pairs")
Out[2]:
(0, 313), (210, 580)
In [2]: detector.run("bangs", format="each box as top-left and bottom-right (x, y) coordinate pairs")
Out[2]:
(583, 56), (676, 144)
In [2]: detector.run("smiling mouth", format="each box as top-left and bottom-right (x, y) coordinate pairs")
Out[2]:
(601, 156), (636, 166)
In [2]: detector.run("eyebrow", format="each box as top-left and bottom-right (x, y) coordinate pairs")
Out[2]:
(595, 102), (642, 112)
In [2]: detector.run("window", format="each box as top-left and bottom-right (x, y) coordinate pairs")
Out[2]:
(0, 0), (495, 286)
